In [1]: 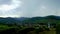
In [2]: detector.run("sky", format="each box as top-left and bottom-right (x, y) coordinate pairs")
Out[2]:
(0, 0), (59, 18)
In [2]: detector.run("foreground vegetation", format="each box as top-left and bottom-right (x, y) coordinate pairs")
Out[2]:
(0, 24), (56, 34)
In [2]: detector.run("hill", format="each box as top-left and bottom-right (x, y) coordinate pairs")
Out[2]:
(0, 15), (59, 24)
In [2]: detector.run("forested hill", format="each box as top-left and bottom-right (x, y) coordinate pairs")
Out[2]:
(22, 15), (59, 24)
(0, 15), (59, 24)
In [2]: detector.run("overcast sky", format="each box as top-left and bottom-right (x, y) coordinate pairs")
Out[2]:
(0, 0), (59, 17)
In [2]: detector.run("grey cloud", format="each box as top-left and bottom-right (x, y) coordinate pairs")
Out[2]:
(21, 0), (41, 17)
(0, 0), (11, 5)
(0, 0), (59, 17)
(20, 0), (58, 17)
